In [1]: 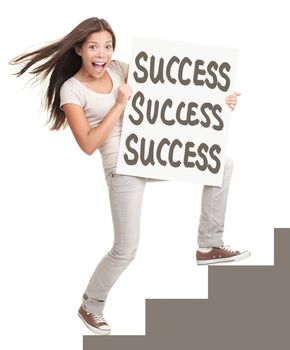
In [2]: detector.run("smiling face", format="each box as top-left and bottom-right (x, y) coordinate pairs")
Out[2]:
(76, 30), (114, 80)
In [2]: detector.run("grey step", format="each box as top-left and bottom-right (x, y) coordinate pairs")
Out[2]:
(84, 228), (290, 350)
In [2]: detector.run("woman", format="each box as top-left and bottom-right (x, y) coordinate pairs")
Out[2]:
(10, 17), (250, 335)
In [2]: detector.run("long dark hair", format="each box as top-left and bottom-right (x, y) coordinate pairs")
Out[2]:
(10, 17), (116, 130)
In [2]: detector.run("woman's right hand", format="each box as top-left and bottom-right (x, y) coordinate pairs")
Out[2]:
(116, 84), (133, 109)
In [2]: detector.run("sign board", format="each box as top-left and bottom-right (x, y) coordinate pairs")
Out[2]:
(117, 37), (238, 186)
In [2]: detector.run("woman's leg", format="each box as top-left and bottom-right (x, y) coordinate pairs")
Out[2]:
(82, 168), (146, 314)
(198, 157), (234, 248)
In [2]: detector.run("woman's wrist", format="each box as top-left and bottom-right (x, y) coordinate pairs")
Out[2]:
(114, 102), (126, 112)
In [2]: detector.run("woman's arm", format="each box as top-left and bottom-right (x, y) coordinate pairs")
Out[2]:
(63, 83), (132, 155)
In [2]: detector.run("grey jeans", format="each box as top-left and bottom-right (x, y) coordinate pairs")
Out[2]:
(82, 157), (233, 314)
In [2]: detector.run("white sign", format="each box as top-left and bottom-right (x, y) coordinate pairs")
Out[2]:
(116, 37), (239, 186)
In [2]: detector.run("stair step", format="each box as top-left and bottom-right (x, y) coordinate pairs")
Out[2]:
(84, 228), (290, 350)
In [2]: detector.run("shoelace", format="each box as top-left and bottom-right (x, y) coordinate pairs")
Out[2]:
(216, 245), (236, 254)
(92, 313), (107, 324)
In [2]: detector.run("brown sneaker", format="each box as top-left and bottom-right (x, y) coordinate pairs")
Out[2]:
(78, 305), (111, 335)
(196, 245), (250, 265)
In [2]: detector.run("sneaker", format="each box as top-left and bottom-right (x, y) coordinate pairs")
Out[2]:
(78, 305), (111, 335)
(196, 245), (250, 265)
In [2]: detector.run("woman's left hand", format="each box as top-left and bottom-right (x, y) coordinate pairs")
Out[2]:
(225, 92), (241, 111)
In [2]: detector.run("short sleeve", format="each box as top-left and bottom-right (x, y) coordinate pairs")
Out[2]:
(110, 60), (129, 83)
(60, 79), (84, 110)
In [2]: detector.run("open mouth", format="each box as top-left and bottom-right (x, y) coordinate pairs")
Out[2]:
(92, 61), (106, 73)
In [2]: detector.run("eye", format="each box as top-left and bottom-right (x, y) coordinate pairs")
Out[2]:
(89, 45), (97, 50)
(106, 44), (112, 50)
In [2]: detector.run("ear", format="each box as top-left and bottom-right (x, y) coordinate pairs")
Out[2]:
(75, 47), (82, 56)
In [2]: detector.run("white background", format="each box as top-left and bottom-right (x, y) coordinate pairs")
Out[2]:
(1, 0), (289, 348)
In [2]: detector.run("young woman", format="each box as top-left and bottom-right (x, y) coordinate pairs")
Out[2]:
(11, 17), (250, 335)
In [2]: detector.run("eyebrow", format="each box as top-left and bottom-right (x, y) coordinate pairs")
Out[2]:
(88, 40), (113, 44)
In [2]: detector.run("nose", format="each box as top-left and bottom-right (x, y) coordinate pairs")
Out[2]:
(96, 47), (105, 58)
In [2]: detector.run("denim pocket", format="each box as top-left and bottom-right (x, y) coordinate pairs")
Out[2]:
(109, 169), (144, 193)
(104, 167), (116, 186)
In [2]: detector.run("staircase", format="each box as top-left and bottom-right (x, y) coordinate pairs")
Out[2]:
(84, 228), (290, 350)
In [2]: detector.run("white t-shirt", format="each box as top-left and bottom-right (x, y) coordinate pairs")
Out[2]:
(60, 60), (129, 169)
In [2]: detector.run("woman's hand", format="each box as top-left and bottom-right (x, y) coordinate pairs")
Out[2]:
(116, 84), (133, 108)
(225, 92), (241, 111)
